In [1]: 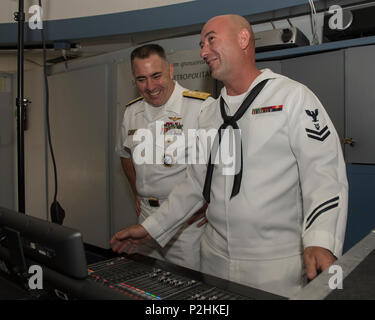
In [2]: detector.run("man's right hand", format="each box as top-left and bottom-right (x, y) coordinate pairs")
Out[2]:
(187, 202), (208, 227)
(110, 224), (151, 254)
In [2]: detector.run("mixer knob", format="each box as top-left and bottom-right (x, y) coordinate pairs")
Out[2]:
(172, 280), (180, 286)
(175, 280), (183, 287)
(163, 277), (171, 283)
(187, 280), (197, 286)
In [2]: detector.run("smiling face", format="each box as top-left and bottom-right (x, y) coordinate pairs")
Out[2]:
(132, 53), (175, 107)
(200, 15), (258, 94)
(200, 16), (241, 82)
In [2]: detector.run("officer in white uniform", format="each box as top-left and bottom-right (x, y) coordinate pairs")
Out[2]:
(115, 44), (212, 271)
(111, 16), (348, 298)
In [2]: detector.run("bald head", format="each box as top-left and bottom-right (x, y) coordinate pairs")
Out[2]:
(203, 15), (255, 50)
(207, 14), (250, 30)
(200, 14), (259, 94)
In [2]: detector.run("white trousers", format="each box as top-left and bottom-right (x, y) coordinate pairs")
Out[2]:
(137, 198), (205, 271)
(200, 227), (306, 298)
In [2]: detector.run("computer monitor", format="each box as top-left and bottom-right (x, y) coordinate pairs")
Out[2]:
(0, 206), (88, 282)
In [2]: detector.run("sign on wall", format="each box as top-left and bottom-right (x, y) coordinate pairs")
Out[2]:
(168, 49), (214, 94)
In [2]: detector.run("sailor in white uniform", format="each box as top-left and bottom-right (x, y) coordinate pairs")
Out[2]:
(115, 44), (212, 271)
(111, 17), (348, 298)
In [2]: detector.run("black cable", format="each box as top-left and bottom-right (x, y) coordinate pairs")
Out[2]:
(38, 0), (65, 224)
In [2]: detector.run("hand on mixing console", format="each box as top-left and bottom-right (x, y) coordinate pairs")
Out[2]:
(110, 224), (152, 254)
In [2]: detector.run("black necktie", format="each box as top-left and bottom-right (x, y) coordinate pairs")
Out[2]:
(202, 79), (269, 203)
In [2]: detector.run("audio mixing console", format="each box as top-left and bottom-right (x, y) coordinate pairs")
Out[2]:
(86, 255), (285, 300)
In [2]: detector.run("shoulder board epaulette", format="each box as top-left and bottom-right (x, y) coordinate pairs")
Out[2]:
(126, 96), (143, 107)
(183, 90), (211, 101)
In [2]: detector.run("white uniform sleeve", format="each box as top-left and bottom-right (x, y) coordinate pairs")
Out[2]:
(142, 162), (206, 247)
(288, 85), (348, 258)
(115, 110), (132, 158)
(141, 97), (214, 246)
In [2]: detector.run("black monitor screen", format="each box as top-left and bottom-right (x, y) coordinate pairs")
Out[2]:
(0, 206), (87, 280)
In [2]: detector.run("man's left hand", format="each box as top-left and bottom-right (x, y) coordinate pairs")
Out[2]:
(303, 246), (336, 280)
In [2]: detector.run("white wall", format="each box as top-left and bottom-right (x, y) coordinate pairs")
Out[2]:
(47, 65), (111, 247)
(23, 66), (48, 220)
(1, 0), (194, 23)
(0, 54), (41, 74)
(0, 74), (15, 210)
(0, 66), (47, 219)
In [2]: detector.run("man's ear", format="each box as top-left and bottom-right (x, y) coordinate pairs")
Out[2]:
(169, 63), (174, 79)
(238, 28), (251, 50)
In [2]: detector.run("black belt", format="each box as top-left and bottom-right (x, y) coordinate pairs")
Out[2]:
(148, 198), (160, 207)
(202, 79), (269, 203)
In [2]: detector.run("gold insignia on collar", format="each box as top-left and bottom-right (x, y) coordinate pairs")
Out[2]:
(183, 90), (211, 100)
(126, 96), (143, 107)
